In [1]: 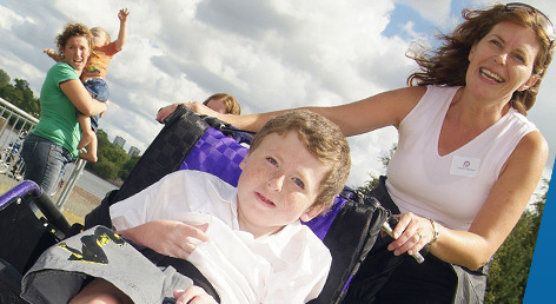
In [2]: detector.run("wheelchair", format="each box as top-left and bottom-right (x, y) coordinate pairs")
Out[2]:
(0, 105), (394, 303)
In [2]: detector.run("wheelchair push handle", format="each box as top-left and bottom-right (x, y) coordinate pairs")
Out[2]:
(0, 180), (41, 208)
(381, 217), (425, 264)
(0, 180), (72, 233)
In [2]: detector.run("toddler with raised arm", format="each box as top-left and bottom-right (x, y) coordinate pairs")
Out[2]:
(44, 8), (129, 162)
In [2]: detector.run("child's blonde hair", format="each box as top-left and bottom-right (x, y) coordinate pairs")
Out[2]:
(203, 93), (241, 115)
(250, 110), (351, 211)
(90, 26), (111, 45)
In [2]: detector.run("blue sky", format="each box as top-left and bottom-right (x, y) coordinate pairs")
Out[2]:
(385, 3), (434, 39)
(0, 0), (554, 188)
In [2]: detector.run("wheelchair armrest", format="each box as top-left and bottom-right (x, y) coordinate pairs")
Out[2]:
(0, 180), (71, 235)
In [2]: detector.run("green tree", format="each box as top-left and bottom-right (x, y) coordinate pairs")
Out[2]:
(103, 145), (129, 164)
(484, 181), (547, 304)
(0, 84), (23, 105)
(14, 79), (37, 113)
(91, 158), (120, 179)
(119, 154), (140, 180)
(85, 129), (140, 183)
(14, 79), (33, 101)
(96, 129), (111, 147)
(0, 69), (10, 88)
(0, 72), (40, 118)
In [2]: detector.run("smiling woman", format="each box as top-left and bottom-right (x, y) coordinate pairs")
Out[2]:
(174, 2), (555, 303)
(20, 23), (108, 196)
(465, 21), (541, 113)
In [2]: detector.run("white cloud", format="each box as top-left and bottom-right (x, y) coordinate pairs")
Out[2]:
(0, 4), (25, 29)
(1, 0), (555, 187)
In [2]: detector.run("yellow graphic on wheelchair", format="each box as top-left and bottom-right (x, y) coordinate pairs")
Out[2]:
(58, 226), (125, 265)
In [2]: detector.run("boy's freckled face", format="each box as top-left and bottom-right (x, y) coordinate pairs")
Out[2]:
(236, 131), (329, 238)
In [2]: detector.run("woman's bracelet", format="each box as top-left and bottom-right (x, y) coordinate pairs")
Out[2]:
(428, 218), (439, 244)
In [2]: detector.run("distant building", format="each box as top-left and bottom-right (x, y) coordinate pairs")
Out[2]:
(128, 146), (140, 157)
(113, 136), (126, 148)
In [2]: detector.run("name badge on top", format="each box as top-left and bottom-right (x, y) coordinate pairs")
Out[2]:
(450, 156), (481, 177)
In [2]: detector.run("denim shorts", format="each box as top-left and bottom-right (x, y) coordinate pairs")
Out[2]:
(20, 133), (73, 195)
(82, 78), (109, 131)
(83, 78), (109, 102)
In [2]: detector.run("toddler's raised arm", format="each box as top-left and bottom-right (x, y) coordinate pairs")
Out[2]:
(114, 8), (129, 51)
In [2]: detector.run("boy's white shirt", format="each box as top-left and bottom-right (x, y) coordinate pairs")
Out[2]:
(110, 170), (331, 304)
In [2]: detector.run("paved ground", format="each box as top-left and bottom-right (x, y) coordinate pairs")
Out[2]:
(0, 174), (102, 225)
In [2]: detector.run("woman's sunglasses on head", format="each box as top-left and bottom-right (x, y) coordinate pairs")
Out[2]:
(504, 2), (555, 43)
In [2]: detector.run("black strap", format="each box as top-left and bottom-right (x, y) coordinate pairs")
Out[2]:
(309, 188), (389, 304)
(369, 176), (399, 214)
(84, 106), (211, 229)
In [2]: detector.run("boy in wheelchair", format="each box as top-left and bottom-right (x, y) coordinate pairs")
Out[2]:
(21, 110), (351, 304)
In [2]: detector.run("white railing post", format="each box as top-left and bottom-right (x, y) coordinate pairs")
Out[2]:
(0, 97), (90, 210)
(55, 158), (87, 210)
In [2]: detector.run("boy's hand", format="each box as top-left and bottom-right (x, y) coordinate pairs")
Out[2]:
(118, 8), (129, 22)
(44, 48), (56, 56)
(44, 48), (62, 62)
(174, 286), (218, 304)
(119, 220), (210, 259)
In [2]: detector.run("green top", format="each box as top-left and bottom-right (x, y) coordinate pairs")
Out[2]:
(32, 62), (81, 158)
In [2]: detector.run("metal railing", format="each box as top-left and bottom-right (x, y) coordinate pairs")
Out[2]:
(0, 97), (86, 210)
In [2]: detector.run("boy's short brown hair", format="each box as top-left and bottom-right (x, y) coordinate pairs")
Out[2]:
(249, 110), (351, 210)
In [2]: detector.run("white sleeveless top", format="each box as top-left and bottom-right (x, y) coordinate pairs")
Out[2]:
(386, 85), (537, 230)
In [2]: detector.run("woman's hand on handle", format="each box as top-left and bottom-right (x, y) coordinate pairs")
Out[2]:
(388, 212), (437, 257)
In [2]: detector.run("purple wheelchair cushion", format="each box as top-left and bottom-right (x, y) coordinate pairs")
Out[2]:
(180, 128), (248, 187)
